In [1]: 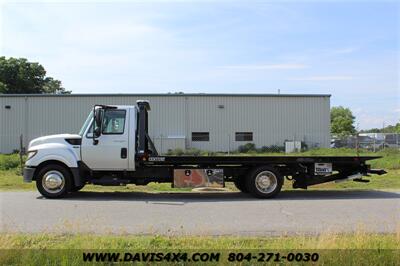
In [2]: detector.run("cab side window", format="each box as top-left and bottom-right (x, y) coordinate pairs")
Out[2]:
(102, 110), (126, 134)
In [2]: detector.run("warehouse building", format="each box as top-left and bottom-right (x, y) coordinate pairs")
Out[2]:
(0, 93), (331, 154)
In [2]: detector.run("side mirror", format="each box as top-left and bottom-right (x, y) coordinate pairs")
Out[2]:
(92, 108), (102, 145)
(94, 109), (102, 128)
(94, 127), (101, 138)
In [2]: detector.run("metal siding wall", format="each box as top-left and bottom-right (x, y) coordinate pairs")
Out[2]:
(153, 137), (185, 154)
(186, 96), (330, 151)
(0, 97), (26, 153)
(0, 95), (330, 153)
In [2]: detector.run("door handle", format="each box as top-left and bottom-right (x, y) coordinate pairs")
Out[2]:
(121, 148), (127, 159)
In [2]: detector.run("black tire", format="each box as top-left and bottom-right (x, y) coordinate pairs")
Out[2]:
(245, 166), (283, 199)
(36, 164), (72, 198)
(233, 176), (249, 193)
(70, 184), (85, 192)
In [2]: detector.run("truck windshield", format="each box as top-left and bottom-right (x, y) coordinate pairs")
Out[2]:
(78, 111), (93, 136)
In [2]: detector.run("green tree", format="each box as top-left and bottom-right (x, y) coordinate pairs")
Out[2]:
(42, 77), (66, 94)
(396, 123), (400, 133)
(0, 82), (7, 92)
(331, 106), (356, 137)
(0, 57), (70, 94)
(360, 122), (400, 133)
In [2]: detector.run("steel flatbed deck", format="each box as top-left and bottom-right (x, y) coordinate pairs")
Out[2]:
(144, 155), (381, 165)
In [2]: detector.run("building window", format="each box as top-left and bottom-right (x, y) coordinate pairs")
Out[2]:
(192, 132), (209, 141)
(235, 132), (253, 141)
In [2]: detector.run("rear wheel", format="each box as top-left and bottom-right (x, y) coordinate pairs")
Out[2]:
(233, 176), (249, 193)
(245, 166), (283, 198)
(36, 164), (72, 198)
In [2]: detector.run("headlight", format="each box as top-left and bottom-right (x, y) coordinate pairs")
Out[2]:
(26, 150), (37, 160)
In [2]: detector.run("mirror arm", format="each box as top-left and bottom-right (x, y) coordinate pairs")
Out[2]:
(92, 106), (98, 145)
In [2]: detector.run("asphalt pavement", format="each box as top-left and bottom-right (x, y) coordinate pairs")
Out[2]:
(1, 190), (399, 236)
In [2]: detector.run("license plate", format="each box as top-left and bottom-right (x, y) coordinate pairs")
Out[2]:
(314, 163), (332, 175)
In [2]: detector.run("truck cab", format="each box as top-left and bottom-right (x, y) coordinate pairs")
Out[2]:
(24, 101), (156, 198)
(80, 105), (136, 171)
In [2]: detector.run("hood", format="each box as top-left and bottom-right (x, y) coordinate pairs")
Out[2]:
(28, 134), (81, 150)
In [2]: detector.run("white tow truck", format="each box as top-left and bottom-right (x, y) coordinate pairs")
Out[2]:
(24, 101), (385, 199)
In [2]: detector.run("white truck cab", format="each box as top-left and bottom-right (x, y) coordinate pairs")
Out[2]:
(24, 102), (150, 198)
(25, 105), (138, 169)
(80, 106), (137, 171)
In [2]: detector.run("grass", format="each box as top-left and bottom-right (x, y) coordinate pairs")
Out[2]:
(0, 232), (398, 265)
(0, 148), (399, 192)
(0, 170), (34, 191)
(0, 153), (21, 170)
(1, 231), (399, 249)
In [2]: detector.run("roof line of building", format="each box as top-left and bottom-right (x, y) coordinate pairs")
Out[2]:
(0, 93), (331, 97)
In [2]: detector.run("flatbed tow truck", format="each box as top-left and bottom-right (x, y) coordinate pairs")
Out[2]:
(23, 101), (386, 199)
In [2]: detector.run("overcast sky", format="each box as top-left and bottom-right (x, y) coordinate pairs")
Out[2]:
(1, 0), (398, 129)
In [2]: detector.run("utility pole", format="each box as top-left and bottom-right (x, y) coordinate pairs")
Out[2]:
(382, 122), (385, 150)
(160, 134), (163, 155)
(356, 123), (360, 157)
(228, 134), (231, 155)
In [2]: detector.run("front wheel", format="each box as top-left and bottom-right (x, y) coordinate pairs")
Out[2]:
(36, 164), (72, 198)
(245, 166), (283, 198)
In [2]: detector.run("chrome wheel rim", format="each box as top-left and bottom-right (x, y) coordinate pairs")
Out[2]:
(42, 170), (65, 194)
(255, 171), (277, 194)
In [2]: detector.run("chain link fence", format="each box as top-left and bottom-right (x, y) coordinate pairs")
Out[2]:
(331, 133), (400, 151)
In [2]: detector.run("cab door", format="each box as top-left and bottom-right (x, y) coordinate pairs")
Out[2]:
(81, 109), (129, 170)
